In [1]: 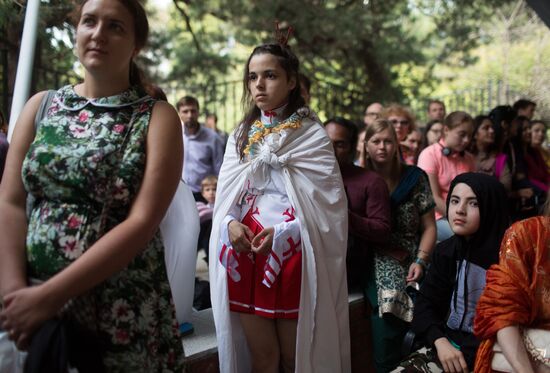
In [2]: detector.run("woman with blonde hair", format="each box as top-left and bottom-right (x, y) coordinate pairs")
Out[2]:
(364, 118), (436, 371)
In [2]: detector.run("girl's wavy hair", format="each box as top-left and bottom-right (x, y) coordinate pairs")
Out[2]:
(235, 37), (305, 160)
(71, 0), (149, 89)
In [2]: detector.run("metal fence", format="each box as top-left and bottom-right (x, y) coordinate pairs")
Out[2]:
(162, 78), (369, 132)
(163, 78), (526, 130)
(438, 80), (524, 117)
(0, 50), (531, 131)
(163, 80), (244, 134)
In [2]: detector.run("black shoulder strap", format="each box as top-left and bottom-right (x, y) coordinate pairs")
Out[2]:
(34, 90), (56, 131)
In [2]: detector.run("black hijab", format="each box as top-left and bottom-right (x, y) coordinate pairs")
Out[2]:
(445, 172), (510, 269)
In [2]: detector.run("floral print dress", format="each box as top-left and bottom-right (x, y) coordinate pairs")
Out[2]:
(367, 166), (435, 322)
(22, 85), (184, 372)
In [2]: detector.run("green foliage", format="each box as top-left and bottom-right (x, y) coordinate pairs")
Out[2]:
(162, 0), (522, 122)
(2, 0), (544, 125)
(430, 1), (550, 120)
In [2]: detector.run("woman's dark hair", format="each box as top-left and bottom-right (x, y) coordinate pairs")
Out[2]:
(323, 116), (359, 160)
(72, 0), (149, 89)
(146, 84), (167, 101)
(0, 109), (6, 134)
(488, 105), (517, 152)
(512, 99), (536, 112)
(422, 119), (443, 148)
(470, 115), (495, 154)
(511, 115), (531, 149)
(235, 43), (305, 160)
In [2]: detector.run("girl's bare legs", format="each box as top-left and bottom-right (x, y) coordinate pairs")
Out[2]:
(239, 313), (280, 373)
(277, 318), (298, 373)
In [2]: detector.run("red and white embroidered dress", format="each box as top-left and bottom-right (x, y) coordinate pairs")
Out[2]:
(210, 106), (351, 373)
(219, 107), (302, 318)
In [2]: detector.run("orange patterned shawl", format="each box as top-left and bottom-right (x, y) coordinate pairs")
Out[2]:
(474, 216), (550, 372)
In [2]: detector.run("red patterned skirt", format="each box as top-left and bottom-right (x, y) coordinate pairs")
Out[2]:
(227, 207), (301, 319)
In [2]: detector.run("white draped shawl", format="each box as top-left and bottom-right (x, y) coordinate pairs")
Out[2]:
(209, 116), (351, 373)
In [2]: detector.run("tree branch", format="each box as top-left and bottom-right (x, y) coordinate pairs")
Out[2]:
(173, 0), (203, 53)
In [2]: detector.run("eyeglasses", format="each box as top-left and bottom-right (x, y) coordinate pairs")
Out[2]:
(389, 119), (410, 126)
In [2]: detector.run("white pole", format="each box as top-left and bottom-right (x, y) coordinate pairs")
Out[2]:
(7, 0), (41, 142)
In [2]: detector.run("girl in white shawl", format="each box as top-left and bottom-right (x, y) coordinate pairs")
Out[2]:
(209, 41), (351, 373)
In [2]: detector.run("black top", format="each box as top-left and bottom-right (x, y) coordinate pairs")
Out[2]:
(411, 172), (510, 369)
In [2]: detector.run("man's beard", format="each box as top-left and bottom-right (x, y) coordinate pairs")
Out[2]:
(184, 120), (199, 129)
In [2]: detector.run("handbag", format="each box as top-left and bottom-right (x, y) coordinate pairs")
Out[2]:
(0, 329), (26, 373)
(492, 328), (550, 372)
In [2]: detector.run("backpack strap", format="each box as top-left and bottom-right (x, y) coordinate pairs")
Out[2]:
(34, 90), (56, 131)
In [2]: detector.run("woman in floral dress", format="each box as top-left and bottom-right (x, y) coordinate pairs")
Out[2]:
(364, 119), (436, 372)
(0, 0), (184, 371)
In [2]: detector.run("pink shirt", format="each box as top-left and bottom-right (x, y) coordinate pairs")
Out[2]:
(417, 140), (475, 219)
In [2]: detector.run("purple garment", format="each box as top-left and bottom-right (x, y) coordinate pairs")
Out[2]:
(182, 125), (225, 192)
(341, 163), (391, 244)
(0, 132), (8, 183)
(340, 163), (391, 287)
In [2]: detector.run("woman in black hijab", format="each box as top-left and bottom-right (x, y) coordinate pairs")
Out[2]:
(396, 173), (510, 373)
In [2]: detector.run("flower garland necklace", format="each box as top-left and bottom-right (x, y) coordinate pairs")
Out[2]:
(244, 111), (302, 156)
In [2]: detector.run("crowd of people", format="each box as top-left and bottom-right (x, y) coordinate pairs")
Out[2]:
(0, 0), (549, 372)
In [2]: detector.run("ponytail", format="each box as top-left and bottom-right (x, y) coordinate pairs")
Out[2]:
(129, 60), (147, 90)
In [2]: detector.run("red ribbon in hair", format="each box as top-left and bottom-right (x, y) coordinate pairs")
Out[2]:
(275, 21), (294, 47)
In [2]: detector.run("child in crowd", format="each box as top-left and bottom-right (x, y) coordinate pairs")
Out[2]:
(196, 175), (217, 223)
(395, 173), (510, 373)
(209, 38), (350, 372)
(418, 111), (475, 242)
(196, 175), (217, 261)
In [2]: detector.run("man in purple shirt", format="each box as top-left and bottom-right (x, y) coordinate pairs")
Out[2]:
(177, 96), (225, 201)
(324, 117), (391, 289)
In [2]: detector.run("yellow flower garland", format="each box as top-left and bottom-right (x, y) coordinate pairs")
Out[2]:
(244, 117), (302, 155)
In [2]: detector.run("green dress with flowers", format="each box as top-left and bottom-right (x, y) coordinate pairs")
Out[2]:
(22, 85), (184, 372)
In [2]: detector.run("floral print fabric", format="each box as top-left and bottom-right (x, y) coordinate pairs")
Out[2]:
(22, 85), (184, 372)
(374, 167), (435, 322)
